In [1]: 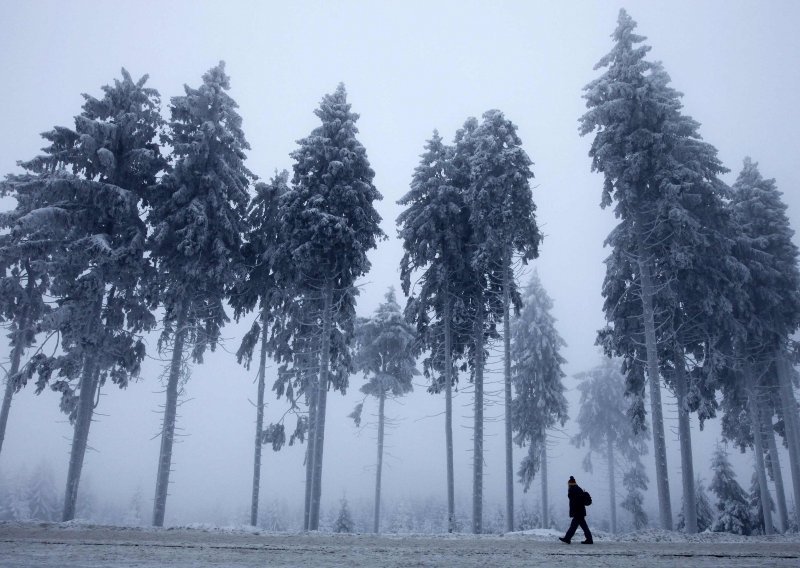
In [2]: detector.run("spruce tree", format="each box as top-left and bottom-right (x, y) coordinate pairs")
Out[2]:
(710, 444), (753, 535)
(333, 497), (355, 533)
(231, 170), (289, 526)
(148, 62), (254, 526)
(695, 478), (715, 533)
(582, 9), (742, 531)
(451, 115), (497, 534)
(728, 158), (800, 529)
(510, 272), (568, 493)
(572, 358), (649, 534)
(397, 130), (471, 532)
(27, 461), (59, 522)
(0, 235), (50, 458)
(463, 110), (540, 532)
(0, 69), (164, 521)
(351, 288), (417, 533)
(275, 84), (383, 530)
(621, 458), (649, 530)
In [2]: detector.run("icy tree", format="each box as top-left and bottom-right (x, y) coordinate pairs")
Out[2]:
(572, 358), (649, 534)
(710, 444), (754, 535)
(230, 170), (289, 526)
(582, 9), (742, 532)
(351, 288), (417, 533)
(0, 233), (49, 458)
(716, 380), (788, 532)
(462, 110), (540, 532)
(678, 476), (714, 533)
(620, 457), (649, 530)
(0, 69), (165, 521)
(401, 115), (543, 537)
(27, 461), (59, 522)
(274, 84), (383, 530)
(449, 115), (503, 534)
(749, 470), (775, 535)
(695, 478), (715, 533)
(148, 62), (254, 527)
(762, 407), (790, 532)
(510, 273), (567, 500)
(333, 497), (355, 533)
(397, 130), (472, 533)
(3, 467), (31, 520)
(123, 486), (145, 526)
(727, 158), (800, 530)
(269, 299), (320, 528)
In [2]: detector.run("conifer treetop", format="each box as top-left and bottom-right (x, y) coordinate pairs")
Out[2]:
(148, 61), (255, 360)
(281, 83), (384, 288)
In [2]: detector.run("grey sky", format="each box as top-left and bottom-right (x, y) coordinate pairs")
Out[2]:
(1, 0), (799, 526)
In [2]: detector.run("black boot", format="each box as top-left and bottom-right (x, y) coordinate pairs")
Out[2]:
(559, 537), (570, 544)
(581, 539), (593, 544)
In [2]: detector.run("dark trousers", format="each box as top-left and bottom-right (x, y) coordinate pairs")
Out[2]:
(564, 516), (592, 541)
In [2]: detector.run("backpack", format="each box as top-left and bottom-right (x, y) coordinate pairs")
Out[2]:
(583, 491), (592, 506)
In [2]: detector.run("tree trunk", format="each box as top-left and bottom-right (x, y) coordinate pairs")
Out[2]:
(444, 294), (456, 533)
(607, 437), (617, 534)
(62, 357), (100, 521)
(541, 441), (548, 529)
(636, 239), (673, 529)
(309, 280), (333, 531)
(152, 304), (188, 527)
(761, 399), (788, 533)
(502, 258), (514, 533)
(0, 270), (34, 458)
(472, 305), (484, 534)
(674, 346), (697, 533)
(748, 376), (774, 535)
(373, 387), (385, 533)
(303, 383), (317, 531)
(0, 328), (25, 458)
(776, 352), (800, 529)
(250, 309), (270, 527)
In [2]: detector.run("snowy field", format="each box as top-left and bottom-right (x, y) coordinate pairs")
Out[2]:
(2, 523), (800, 567)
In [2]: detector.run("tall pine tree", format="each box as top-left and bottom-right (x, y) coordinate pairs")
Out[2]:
(397, 130), (472, 533)
(510, 272), (568, 496)
(728, 158), (800, 530)
(351, 288), (417, 533)
(1, 69), (164, 521)
(582, 9), (743, 531)
(275, 84), (383, 530)
(451, 115), (500, 534)
(0, 231), (50, 458)
(464, 110), (540, 532)
(231, 170), (290, 526)
(148, 62), (253, 526)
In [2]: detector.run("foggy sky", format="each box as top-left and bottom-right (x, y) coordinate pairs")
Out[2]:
(1, 0), (799, 527)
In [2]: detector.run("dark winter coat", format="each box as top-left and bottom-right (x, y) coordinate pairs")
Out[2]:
(568, 484), (587, 518)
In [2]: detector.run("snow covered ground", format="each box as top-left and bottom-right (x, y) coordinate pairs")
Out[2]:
(1, 522), (799, 567)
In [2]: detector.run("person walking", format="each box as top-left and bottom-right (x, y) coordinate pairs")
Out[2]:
(559, 476), (593, 544)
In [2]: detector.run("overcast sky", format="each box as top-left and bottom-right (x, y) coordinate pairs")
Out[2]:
(1, 0), (799, 527)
